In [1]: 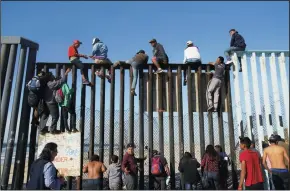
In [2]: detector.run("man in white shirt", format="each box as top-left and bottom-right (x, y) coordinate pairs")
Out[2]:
(183, 41), (201, 85)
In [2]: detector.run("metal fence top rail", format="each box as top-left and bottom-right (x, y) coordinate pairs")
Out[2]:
(1, 36), (39, 50)
(232, 50), (289, 57)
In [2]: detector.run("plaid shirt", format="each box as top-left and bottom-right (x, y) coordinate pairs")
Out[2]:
(201, 154), (220, 172)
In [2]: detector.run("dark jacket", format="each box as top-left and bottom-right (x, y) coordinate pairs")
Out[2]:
(178, 157), (201, 184)
(133, 53), (149, 65)
(122, 153), (138, 175)
(153, 43), (168, 61)
(26, 159), (50, 190)
(43, 75), (66, 104)
(230, 32), (246, 49)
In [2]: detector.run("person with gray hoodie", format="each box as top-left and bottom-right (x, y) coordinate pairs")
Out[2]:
(106, 155), (122, 190)
(39, 68), (71, 134)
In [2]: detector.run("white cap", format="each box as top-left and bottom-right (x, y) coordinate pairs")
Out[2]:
(92, 37), (100, 45)
(186, 40), (193, 45)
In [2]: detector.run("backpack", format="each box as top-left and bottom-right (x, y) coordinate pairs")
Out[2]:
(27, 72), (49, 107)
(151, 156), (163, 175)
(55, 88), (65, 104)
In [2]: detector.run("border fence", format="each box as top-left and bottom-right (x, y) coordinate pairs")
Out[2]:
(0, 36), (289, 190)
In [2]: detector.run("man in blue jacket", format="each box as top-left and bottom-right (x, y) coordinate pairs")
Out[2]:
(224, 29), (246, 72)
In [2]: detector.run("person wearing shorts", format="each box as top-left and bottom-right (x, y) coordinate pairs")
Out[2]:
(89, 37), (112, 83)
(149, 39), (169, 74)
(68, 40), (90, 85)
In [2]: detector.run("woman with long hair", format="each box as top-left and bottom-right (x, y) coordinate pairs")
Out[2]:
(26, 142), (65, 190)
(201, 145), (220, 189)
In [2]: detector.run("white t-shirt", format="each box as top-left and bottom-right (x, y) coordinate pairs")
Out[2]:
(183, 46), (201, 63)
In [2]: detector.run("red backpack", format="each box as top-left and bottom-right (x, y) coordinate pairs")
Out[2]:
(151, 156), (163, 175)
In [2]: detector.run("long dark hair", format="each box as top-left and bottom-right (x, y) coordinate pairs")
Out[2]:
(205, 145), (218, 159)
(39, 142), (58, 161)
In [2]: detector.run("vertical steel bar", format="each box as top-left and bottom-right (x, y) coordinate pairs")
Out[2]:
(99, 66), (105, 164)
(197, 66), (205, 156)
(269, 53), (284, 137)
(206, 65), (214, 145)
(232, 53), (243, 137)
(79, 67), (87, 190)
(118, 66), (125, 161)
(90, 65), (96, 158)
(177, 66), (184, 159)
(55, 64), (64, 132)
(138, 69), (145, 190)
(259, 53), (273, 136)
(129, 67), (134, 143)
(109, 66), (115, 163)
(157, 73), (164, 154)
(148, 65), (154, 189)
(187, 65), (194, 153)
(225, 69), (238, 189)
(12, 49), (38, 189)
(1, 46), (27, 189)
(0, 44), (11, 98)
(278, 53), (289, 131)
(60, 65), (65, 132)
(0, 44), (18, 150)
(168, 66), (176, 189)
(218, 82), (225, 149)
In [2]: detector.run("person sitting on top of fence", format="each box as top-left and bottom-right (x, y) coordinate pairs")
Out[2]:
(68, 40), (91, 85)
(113, 50), (149, 96)
(224, 29), (246, 72)
(149, 38), (169, 74)
(183, 40), (202, 86)
(89, 37), (112, 83)
(206, 56), (228, 112)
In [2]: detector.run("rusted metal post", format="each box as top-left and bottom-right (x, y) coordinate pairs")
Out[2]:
(79, 67), (87, 190)
(118, 66), (125, 161)
(90, 65), (96, 159)
(2, 46), (27, 189)
(99, 66), (106, 164)
(129, 67), (134, 143)
(187, 65), (195, 153)
(109, 66), (115, 163)
(177, 66), (184, 159)
(168, 66), (176, 189)
(148, 65), (154, 189)
(197, 66), (205, 156)
(0, 44), (18, 151)
(138, 69), (145, 190)
(10, 49), (37, 189)
(157, 73), (164, 154)
(206, 65), (214, 145)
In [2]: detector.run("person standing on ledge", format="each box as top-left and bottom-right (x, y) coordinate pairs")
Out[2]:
(206, 56), (227, 112)
(149, 38), (169, 74)
(113, 50), (149, 96)
(224, 29), (246, 72)
(68, 40), (91, 85)
(183, 40), (202, 86)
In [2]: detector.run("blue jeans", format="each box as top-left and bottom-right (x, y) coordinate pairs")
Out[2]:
(126, 59), (143, 89)
(86, 179), (102, 190)
(185, 183), (197, 190)
(205, 171), (220, 190)
(224, 47), (245, 61)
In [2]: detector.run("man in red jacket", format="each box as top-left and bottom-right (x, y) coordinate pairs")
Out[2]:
(68, 40), (90, 85)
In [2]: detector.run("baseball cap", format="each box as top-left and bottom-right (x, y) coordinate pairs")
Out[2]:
(126, 143), (135, 148)
(92, 37), (100, 45)
(149, 38), (157, 43)
(137, 49), (145, 54)
(73, 40), (82, 44)
(186, 40), (193, 45)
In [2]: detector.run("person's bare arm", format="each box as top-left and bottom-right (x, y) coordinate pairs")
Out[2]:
(164, 164), (170, 176)
(101, 164), (107, 173)
(262, 149), (270, 172)
(238, 161), (246, 190)
(83, 164), (88, 173)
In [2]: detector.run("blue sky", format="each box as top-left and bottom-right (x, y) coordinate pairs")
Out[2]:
(1, 1), (289, 142)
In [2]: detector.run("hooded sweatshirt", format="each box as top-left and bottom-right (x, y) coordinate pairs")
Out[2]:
(107, 163), (122, 186)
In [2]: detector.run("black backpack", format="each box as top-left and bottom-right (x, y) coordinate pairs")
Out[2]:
(27, 72), (49, 107)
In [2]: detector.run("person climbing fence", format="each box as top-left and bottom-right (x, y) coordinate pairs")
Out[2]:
(113, 49), (149, 96)
(149, 38), (169, 74)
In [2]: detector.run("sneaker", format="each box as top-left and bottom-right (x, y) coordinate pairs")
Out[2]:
(39, 127), (49, 135)
(131, 89), (137, 96)
(82, 79), (91, 85)
(226, 60), (233, 65)
(106, 75), (111, 83)
(72, 128), (79, 133)
(183, 79), (187, 86)
(239, 68), (242, 72)
(207, 106), (214, 112)
(113, 61), (121, 68)
(50, 129), (62, 134)
(154, 69), (163, 74)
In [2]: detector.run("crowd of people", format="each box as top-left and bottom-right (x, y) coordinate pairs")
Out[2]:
(26, 133), (289, 190)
